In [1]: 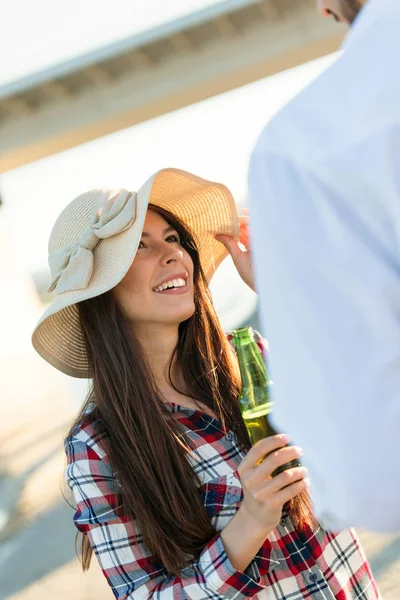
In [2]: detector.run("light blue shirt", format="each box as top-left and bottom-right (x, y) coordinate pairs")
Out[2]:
(248, 0), (400, 532)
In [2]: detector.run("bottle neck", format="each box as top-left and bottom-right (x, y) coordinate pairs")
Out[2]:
(232, 328), (269, 388)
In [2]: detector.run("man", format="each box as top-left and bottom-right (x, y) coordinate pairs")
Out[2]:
(248, 0), (400, 532)
(318, 0), (363, 23)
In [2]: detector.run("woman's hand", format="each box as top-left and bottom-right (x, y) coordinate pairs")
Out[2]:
(237, 434), (309, 532)
(215, 209), (255, 292)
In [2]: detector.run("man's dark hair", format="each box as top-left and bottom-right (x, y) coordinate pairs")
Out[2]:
(339, 0), (364, 24)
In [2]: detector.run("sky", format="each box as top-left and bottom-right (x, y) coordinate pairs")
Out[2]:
(1, 0), (338, 275)
(0, 0), (246, 86)
(0, 0), (338, 333)
(2, 53), (336, 274)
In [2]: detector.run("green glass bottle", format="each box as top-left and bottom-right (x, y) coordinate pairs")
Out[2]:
(231, 326), (300, 476)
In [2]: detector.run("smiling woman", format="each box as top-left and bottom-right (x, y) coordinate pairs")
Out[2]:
(113, 208), (195, 334)
(31, 167), (380, 600)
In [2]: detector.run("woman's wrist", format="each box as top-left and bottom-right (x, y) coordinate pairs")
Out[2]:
(236, 503), (272, 539)
(220, 505), (272, 573)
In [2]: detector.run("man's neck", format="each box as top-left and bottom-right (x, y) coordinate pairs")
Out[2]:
(343, 0), (392, 49)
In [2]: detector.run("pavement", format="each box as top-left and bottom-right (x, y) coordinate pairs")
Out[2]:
(0, 349), (399, 599)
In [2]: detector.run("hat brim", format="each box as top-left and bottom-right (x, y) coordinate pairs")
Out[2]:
(32, 168), (240, 378)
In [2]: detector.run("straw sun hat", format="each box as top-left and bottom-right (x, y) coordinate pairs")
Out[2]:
(32, 168), (240, 379)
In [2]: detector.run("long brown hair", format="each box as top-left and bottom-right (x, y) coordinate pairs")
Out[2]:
(66, 204), (314, 576)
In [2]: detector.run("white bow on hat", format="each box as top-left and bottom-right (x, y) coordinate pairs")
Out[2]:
(47, 189), (136, 294)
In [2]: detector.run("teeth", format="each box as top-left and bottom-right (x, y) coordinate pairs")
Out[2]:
(154, 278), (186, 293)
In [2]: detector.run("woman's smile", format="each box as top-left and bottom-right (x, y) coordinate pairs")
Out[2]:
(152, 273), (189, 295)
(153, 285), (190, 296)
(113, 210), (195, 327)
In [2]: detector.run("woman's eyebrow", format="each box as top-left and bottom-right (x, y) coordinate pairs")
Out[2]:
(141, 226), (177, 238)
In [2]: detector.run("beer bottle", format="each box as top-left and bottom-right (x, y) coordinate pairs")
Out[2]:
(231, 326), (300, 476)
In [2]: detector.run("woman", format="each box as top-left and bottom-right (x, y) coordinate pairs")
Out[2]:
(32, 168), (380, 600)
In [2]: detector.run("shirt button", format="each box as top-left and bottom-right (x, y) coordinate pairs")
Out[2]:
(226, 432), (233, 441)
(279, 518), (286, 527)
(309, 573), (318, 583)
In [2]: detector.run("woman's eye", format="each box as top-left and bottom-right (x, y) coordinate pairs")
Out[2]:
(138, 235), (180, 248)
(166, 234), (180, 244)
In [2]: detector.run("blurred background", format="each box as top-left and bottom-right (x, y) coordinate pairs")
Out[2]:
(1, 0), (399, 598)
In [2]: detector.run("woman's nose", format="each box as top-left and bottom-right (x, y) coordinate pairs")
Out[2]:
(162, 246), (184, 265)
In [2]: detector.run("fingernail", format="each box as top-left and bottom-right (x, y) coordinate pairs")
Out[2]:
(296, 447), (304, 456)
(304, 478), (311, 488)
(280, 434), (291, 443)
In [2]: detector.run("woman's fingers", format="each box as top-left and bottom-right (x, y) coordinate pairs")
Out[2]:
(245, 445), (304, 489)
(239, 435), (290, 476)
(239, 216), (250, 232)
(238, 217), (251, 249)
(215, 234), (240, 256)
(217, 213), (250, 251)
(272, 477), (310, 506)
(253, 466), (308, 499)
(238, 434), (310, 529)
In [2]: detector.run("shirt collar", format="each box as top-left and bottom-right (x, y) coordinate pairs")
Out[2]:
(342, 0), (396, 50)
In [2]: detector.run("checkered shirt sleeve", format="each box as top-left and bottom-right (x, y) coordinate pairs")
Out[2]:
(65, 435), (266, 600)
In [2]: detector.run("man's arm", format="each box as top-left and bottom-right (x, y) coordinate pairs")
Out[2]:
(248, 140), (400, 533)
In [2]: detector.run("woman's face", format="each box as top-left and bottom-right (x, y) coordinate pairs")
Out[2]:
(114, 209), (195, 330)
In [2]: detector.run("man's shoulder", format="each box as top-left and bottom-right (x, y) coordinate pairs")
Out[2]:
(251, 55), (346, 168)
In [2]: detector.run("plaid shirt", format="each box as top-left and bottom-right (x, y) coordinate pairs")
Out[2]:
(64, 334), (381, 600)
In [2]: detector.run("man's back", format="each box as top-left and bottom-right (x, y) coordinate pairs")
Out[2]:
(249, 0), (400, 532)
